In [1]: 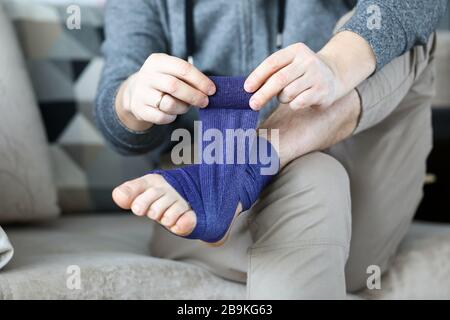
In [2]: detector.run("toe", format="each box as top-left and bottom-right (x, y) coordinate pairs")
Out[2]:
(131, 187), (163, 216)
(171, 210), (197, 236)
(113, 177), (149, 210)
(149, 195), (177, 224)
(160, 201), (190, 228)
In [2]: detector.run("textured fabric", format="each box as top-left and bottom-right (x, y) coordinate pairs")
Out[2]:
(0, 227), (13, 270)
(2, 1), (162, 213)
(339, 0), (446, 70)
(0, 214), (449, 299)
(152, 76), (276, 242)
(96, 0), (446, 155)
(0, 4), (59, 223)
(0, 214), (245, 300)
(151, 29), (436, 298)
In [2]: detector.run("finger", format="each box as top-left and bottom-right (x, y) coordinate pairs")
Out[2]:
(249, 62), (304, 110)
(134, 104), (177, 124)
(289, 88), (319, 110)
(139, 87), (166, 108)
(244, 44), (299, 93)
(131, 187), (164, 217)
(158, 94), (189, 115)
(149, 195), (177, 224)
(149, 73), (209, 108)
(148, 53), (216, 95)
(277, 72), (314, 104)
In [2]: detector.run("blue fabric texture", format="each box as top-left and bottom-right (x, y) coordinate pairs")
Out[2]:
(151, 76), (278, 243)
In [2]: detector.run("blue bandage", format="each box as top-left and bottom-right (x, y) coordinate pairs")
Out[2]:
(152, 76), (278, 243)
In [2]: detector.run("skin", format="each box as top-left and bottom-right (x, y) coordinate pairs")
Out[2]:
(113, 30), (376, 240)
(116, 53), (216, 131)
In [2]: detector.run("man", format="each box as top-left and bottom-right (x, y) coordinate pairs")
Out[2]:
(95, 0), (446, 299)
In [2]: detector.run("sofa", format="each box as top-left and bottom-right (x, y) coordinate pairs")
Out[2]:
(1, 1), (450, 300)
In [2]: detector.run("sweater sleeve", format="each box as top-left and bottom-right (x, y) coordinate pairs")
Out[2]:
(95, 0), (170, 155)
(338, 0), (447, 70)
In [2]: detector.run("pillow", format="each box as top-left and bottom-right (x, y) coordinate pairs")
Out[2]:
(0, 4), (59, 223)
(3, 1), (159, 213)
(0, 227), (13, 270)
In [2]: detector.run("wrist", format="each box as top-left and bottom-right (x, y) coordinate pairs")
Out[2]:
(316, 51), (346, 100)
(318, 31), (376, 98)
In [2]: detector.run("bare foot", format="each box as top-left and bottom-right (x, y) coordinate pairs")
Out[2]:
(113, 174), (197, 236)
(113, 174), (241, 242)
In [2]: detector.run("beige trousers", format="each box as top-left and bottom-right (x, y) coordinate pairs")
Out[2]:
(150, 14), (437, 299)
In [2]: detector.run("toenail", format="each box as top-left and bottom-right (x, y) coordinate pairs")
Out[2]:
(161, 217), (169, 225)
(117, 186), (131, 198)
(148, 210), (157, 219)
(132, 203), (142, 215)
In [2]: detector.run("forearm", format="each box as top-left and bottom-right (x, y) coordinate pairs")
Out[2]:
(95, 0), (169, 155)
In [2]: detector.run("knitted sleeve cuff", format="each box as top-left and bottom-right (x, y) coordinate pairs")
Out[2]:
(337, 2), (407, 71)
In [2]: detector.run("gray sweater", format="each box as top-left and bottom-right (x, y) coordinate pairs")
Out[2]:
(95, 0), (447, 156)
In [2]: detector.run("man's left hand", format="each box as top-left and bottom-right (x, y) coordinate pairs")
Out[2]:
(245, 43), (342, 111)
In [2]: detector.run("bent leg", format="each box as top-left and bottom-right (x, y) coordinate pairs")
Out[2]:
(151, 151), (352, 300)
(247, 152), (351, 299)
(328, 34), (436, 292)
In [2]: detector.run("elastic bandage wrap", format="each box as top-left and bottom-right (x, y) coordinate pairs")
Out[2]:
(151, 76), (278, 243)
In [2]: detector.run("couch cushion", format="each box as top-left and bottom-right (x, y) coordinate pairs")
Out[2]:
(0, 214), (245, 299)
(360, 222), (450, 299)
(0, 227), (13, 270)
(1, 214), (450, 299)
(0, 4), (59, 223)
(3, 1), (161, 213)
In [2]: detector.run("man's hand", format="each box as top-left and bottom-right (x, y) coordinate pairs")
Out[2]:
(245, 43), (341, 111)
(116, 53), (216, 131)
(245, 31), (376, 112)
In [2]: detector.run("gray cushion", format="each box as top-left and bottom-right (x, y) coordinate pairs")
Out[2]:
(1, 214), (450, 299)
(0, 214), (245, 299)
(2, 1), (159, 214)
(0, 227), (13, 270)
(0, 4), (59, 223)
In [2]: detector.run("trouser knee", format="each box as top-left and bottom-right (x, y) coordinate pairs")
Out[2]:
(249, 152), (352, 252)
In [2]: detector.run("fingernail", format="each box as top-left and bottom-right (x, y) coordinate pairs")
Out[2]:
(249, 97), (260, 109)
(207, 85), (216, 95)
(200, 97), (209, 107)
(244, 81), (254, 92)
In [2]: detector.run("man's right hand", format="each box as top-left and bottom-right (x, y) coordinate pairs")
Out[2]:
(115, 53), (216, 131)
